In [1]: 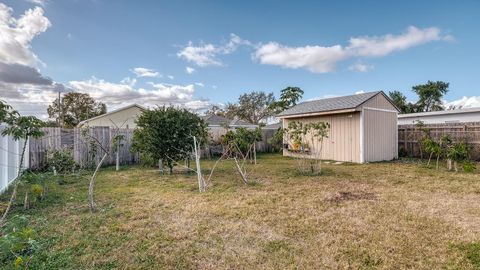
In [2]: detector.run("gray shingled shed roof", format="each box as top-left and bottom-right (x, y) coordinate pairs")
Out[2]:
(277, 91), (382, 117)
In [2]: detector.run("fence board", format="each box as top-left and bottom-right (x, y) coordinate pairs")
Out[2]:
(398, 122), (480, 160)
(29, 127), (138, 170)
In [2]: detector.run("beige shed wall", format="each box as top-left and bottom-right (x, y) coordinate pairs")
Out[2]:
(360, 93), (397, 111)
(81, 106), (143, 129)
(283, 112), (361, 163)
(363, 108), (398, 162)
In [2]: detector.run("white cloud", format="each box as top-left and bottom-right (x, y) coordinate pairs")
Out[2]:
(355, 90), (365, 94)
(131, 67), (160, 78)
(69, 77), (209, 111)
(185, 66), (195, 74)
(177, 33), (250, 67)
(195, 82), (204, 87)
(254, 26), (451, 73)
(0, 3), (51, 66)
(307, 94), (339, 101)
(167, 75), (174, 80)
(445, 96), (480, 109)
(25, 0), (48, 6)
(349, 63), (373, 72)
(120, 76), (136, 86)
(0, 3), (71, 119)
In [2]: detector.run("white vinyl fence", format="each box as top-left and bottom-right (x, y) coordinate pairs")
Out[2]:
(0, 125), (29, 194)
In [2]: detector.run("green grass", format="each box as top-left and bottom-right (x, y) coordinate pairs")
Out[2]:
(1, 154), (480, 269)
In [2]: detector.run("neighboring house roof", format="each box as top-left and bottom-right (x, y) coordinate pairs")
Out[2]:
(263, 122), (282, 130)
(398, 107), (480, 118)
(201, 115), (257, 127)
(277, 91), (397, 118)
(77, 104), (147, 127)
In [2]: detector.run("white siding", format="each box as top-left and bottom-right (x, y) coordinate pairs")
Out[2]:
(398, 111), (480, 125)
(0, 126), (28, 193)
(80, 106), (143, 128)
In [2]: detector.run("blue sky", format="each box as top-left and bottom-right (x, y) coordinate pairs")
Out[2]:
(1, 0), (480, 117)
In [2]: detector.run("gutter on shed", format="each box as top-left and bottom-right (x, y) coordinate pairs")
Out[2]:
(277, 108), (357, 119)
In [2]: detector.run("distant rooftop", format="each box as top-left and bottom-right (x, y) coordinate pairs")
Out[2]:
(201, 114), (256, 126)
(277, 91), (383, 117)
(398, 107), (480, 118)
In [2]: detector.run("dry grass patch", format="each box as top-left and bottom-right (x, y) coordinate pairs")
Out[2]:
(2, 154), (480, 269)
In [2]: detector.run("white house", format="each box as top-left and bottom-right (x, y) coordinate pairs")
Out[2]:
(77, 104), (146, 129)
(398, 107), (480, 125)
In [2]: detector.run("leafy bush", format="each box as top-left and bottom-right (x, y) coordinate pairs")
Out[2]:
(0, 215), (41, 268)
(30, 184), (44, 200)
(269, 128), (284, 152)
(222, 127), (262, 156)
(132, 106), (208, 173)
(46, 148), (76, 174)
(463, 161), (477, 173)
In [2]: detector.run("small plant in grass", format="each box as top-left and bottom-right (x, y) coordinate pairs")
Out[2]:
(462, 160), (476, 173)
(415, 120), (430, 161)
(0, 215), (42, 268)
(446, 141), (469, 172)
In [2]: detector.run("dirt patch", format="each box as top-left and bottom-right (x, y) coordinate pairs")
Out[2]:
(327, 191), (376, 203)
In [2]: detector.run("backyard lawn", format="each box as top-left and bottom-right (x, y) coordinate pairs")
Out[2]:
(2, 153), (480, 269)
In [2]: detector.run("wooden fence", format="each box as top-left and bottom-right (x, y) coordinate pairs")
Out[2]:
(29, 127), (278, 170)
(29, 127), (138, 170)
(398, 122), (480, 160)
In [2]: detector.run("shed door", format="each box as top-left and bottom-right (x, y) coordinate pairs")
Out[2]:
(330, 114), (358, 162)
(363, 109), (398, 162)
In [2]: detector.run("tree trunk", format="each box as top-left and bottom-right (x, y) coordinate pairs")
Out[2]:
(253, 143), (257, 165)
(0, 138), (28, 227)
(115, 144), (120, 171)
(158, 159), (163, 175)
(454, 161), (458, 172)
(447, 159), (452, 171)
(436, 154), (440, 170)
(193, 136), (205, 192)
(88, 152), (108, 212)
(23, 191), (29, 210)
(427, 153), (433, 166)
(234, 157), (248, 184)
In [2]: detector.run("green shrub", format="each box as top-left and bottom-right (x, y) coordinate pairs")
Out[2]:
(0, 215), (41, 268)
(46, 148), (77, 174)
(30, 184), (44, 200)
(463, 161), (477, 173)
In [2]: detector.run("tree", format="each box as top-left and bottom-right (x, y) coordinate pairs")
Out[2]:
(270, 86), (304, 113)
(388, 91), (416, 114)
(412, 81), (449, 112)
(205, 105), (226, 117)
(0, 100), (13, 123)
(47, 92), (107, 128)
(446, 141), (469, 172)
(132, 106), (208, 174)
(0, 108), (44, 226)
(229, 91), (275, 124)
(284, 121), (330, 174)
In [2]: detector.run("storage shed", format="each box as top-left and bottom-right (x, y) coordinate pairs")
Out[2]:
(277, 91), (399, 163)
